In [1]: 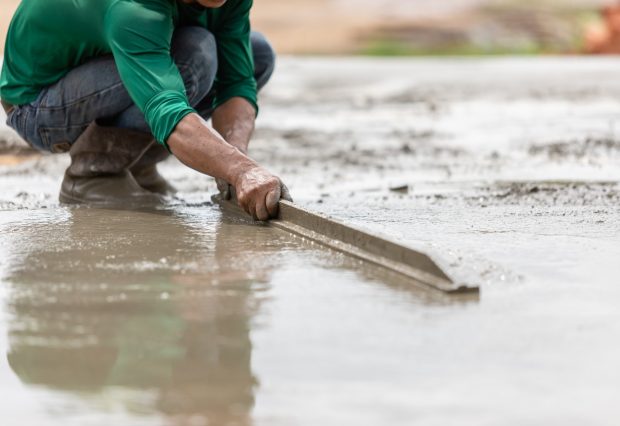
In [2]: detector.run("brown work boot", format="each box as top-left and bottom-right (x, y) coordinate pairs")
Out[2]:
(59, 122), (164, 207)
(130, 143), (177, 195)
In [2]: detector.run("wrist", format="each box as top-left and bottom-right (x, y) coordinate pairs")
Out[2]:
(225, 152), (258, 187)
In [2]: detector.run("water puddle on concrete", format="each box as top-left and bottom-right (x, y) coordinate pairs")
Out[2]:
(0, 204), (472, 425)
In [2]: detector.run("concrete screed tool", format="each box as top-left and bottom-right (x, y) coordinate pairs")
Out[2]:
(214, 196), (478, 294)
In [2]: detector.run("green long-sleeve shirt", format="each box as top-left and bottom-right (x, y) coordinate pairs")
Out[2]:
(0, 0), (257, 145)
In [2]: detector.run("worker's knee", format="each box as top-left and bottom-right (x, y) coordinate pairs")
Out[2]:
(172, 27), (218, 106)
(251, 32), (276, 91)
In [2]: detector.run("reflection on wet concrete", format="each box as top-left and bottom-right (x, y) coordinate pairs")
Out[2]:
(4, 207), (266, 425)
(0, 206), (465, 425)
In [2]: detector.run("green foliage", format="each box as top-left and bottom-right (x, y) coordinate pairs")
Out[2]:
(359, 38), (547, 57)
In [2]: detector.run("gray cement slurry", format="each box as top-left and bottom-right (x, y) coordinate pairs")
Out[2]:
(2, 58), (620, 424)
(215, 196), (476, 293)
(0, 206), (462, 425)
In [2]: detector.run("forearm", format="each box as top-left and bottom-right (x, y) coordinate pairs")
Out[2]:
(211, 97), (256, 154)
(167, 112), (257, 185)
(167, 110), (289, 221)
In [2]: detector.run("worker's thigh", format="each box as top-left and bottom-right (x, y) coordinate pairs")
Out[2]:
(7, 27), (217, 153)
(6, 55), (138, 153)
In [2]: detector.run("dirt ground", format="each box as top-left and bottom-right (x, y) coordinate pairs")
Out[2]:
(1, 57), (620, 425)
(253, 0), (611, 53)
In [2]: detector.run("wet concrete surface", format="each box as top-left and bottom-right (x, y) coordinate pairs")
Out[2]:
(2, 57), (620, 424)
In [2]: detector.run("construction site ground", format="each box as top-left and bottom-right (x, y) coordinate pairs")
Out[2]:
(1, 56), (620, 425)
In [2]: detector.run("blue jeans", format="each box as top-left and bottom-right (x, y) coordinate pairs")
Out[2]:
(6, 28), (275, 153)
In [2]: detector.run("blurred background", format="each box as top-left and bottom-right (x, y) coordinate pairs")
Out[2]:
(1, 0), (620, 55)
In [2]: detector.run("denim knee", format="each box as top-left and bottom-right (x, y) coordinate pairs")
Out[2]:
(172, 27), (218, 106)
(251, 32), (276, 91)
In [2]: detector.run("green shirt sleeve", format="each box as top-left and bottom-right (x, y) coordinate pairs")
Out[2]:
(210, 0), (258, 113)
(104, 0), (195, 148)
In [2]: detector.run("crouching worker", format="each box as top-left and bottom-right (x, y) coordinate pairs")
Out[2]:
(0, 0), (290, 221)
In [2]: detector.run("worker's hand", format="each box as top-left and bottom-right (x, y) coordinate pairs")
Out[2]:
(234, 166), (292, 221)
(218, 176), (291, 206)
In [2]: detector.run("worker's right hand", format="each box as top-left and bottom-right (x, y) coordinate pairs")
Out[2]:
(234, 166), (292, 221)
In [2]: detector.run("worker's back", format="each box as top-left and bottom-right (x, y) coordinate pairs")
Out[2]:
(1, 0), (115, 104)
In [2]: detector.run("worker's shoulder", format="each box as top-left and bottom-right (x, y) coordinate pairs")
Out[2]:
(105, 0), (175, 20)
(226, 0), (254, 12)
(103, 0), (177, 35)
(206, 0), (252, 21)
